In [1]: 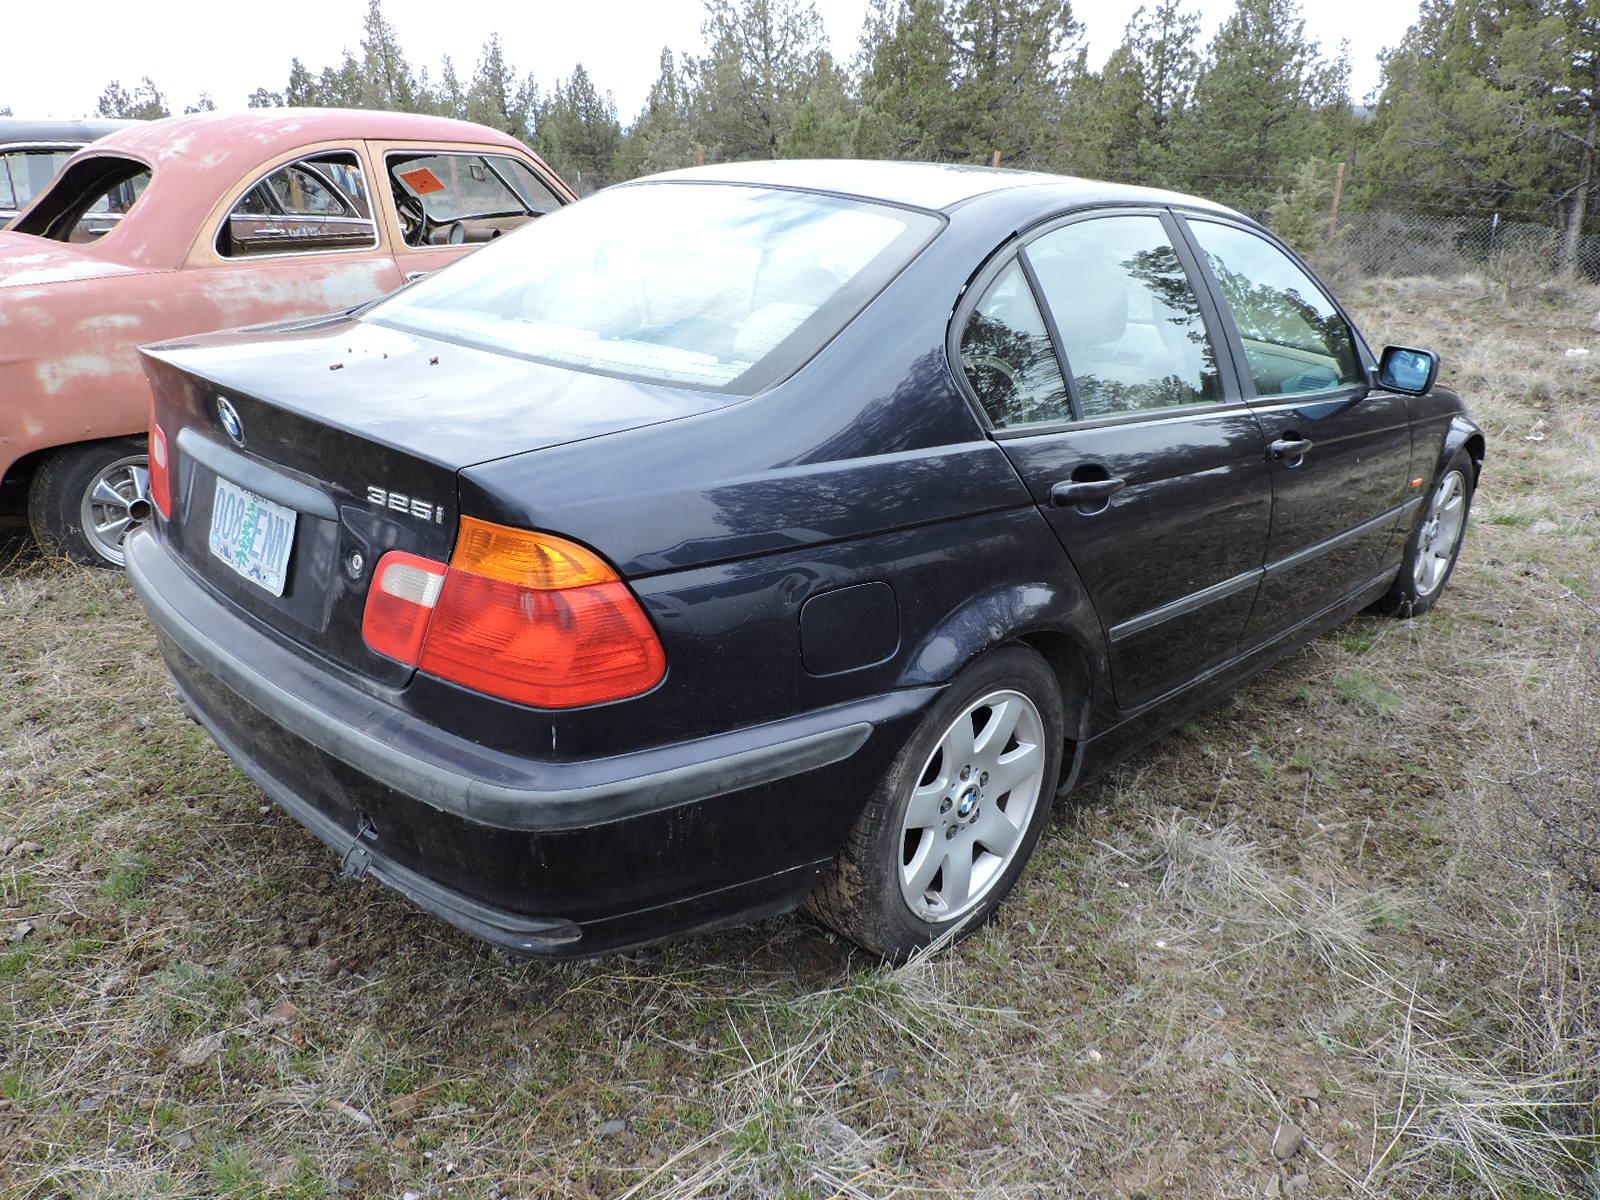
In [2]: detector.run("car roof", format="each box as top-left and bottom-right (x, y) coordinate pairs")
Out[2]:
(640, 159), (1243, 219)
(93, 108), (529, 170)
(0, 117), (137, 147)
(23, 109), (537, 269)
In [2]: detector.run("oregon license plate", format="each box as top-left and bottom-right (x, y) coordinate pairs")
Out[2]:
(208, 477), (297, 596)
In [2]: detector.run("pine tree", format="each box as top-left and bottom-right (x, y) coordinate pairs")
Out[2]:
(948, 0), (1083, 167)
(1071, 0), (1202, 182)
(96, 77), (170, 120)
(691, 0), (835, 161)
(853, 0), (962, 159)
(284, 58), (319, 107)
(1169, 0), (1344, 204)
(467, 34), (538, 141)
(538, 65), (623, 191)
(615, 49), (698, 179)
(359, 0), (419, 110)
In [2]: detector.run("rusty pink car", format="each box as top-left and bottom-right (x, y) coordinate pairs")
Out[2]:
(0, 109), (575, 565)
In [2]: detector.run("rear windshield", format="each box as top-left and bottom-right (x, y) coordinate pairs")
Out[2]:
(367, 182), (940, 393)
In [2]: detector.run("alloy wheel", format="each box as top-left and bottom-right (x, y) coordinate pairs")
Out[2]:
(898, 688), (1047, 923)
(1413, 468), (1467, 597)
(79, 454), (153, 567)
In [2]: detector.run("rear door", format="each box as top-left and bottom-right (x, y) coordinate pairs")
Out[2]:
(186, 144), (406, 323)
(957, 208), (1273, 709)
(1177, 217), (1414, 644)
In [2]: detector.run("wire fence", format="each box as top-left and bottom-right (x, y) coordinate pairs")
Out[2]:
(1325, 209), (1600, 283)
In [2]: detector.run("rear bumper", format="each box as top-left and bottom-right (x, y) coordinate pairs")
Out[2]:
(125, 527), (935, 956)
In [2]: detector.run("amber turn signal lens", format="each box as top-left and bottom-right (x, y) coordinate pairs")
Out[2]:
(451, 515), (618, 589)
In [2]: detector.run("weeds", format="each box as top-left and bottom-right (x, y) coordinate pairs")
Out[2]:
(3, 274), (1599, 1196)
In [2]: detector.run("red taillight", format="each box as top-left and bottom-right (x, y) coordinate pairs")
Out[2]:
(361, 519), (666, 709)
(149, 420), (172, 519)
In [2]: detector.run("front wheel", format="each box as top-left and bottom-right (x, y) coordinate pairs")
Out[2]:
(1374, 449), (1475, 618)
(27, 437), (152, 568)
(808, 645), (1066, 959)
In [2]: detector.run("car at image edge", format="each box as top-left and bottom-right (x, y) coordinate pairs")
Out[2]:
(123, 160), (1485, 960)
(0, 109), (574, 567)
(0, 117), (136, 228)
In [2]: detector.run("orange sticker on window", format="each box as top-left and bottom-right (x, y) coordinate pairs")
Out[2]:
(398, 166), (445, 196)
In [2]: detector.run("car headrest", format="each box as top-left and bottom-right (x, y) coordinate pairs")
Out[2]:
(1033, 256), (1128, 347)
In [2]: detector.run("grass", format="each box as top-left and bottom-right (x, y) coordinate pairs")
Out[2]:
(3, 273), (1599, 1197)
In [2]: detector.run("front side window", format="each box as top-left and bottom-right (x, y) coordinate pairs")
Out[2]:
(1028, 214), (1223, 418)
(387, 152), (561, 248)
(958, 259), (1071, 428)
(369, 182), (939, 393)
(218, 151), (376, 258)
(1188, 221), (1363, 398)
(0, 148), (74, 213)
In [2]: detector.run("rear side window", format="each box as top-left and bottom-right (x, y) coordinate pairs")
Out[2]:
(1027, 215), (1223, 418)
(10, 155), (151, 243)
(369, 182), (939, 394)
(958, 259), (1071, 429)
(1188, 221), (1363, 398)
(386, 152), (561, 248)
(218, 151), (376, 258)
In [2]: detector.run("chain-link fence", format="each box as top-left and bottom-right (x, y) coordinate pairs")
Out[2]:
(1327, 208), (1600, 283)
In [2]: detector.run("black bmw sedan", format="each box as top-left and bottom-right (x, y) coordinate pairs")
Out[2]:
(126, 161), (1484, 960)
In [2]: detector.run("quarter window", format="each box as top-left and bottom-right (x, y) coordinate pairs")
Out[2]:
(958, 259), (1071, 429)
(386, 152), (561, 249)
(1188, 221), (1363, 398)
(1027, 215), (1223, 418)
(218, 151), (376, 258)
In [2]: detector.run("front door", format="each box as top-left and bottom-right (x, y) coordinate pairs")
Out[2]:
(1179, 218), (1415, 644)
(368, 142), (569, 284)
(956, 209), (1273, 709)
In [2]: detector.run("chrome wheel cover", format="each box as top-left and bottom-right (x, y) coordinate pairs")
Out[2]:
(898, 688), (1047, 923)
(1413, 468), (1467, 597)
(79, 454), (152, 566)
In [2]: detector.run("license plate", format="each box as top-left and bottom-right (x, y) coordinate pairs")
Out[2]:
(208, 477), (297, 596)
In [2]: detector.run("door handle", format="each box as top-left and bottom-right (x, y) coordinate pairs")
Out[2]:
(405, 270), (430, 283)
(1050, 477), (1126, 507)
(1268, 435), (1314, 462)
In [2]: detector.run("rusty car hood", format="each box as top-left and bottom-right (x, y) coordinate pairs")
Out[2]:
(0, 232), (153, 289)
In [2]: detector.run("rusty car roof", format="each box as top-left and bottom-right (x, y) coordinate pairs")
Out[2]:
(34, 109), (535, 270)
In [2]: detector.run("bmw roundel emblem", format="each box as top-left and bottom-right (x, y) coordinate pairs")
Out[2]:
(217, 397), (245, 446)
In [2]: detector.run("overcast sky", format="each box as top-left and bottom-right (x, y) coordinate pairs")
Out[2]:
(6, 0), (1417, 122)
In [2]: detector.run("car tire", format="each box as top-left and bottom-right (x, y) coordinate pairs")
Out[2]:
(27, 437), (153, 569)
(1373, 448), (1475, 619)
(808, 645), (1066, 960)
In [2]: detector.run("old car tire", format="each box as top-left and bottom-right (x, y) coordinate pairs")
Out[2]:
(1373, 448), (1476, 619)
(808, 645), (1065, 960)
(27, 437), (152, 568)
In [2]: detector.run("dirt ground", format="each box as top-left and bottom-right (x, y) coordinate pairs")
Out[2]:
(2, 274), (1597, 1198)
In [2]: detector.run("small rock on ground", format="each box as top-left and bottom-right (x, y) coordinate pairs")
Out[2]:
(1272, 1120), (1304, 1161)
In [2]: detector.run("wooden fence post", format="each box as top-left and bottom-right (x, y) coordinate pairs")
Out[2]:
(991, 150), (1002, 168)
(694, 143), (706, 166)
(1328, 161), (1346, 239)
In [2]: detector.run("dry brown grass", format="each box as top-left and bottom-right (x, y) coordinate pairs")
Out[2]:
(2, 273), (1599, 1198)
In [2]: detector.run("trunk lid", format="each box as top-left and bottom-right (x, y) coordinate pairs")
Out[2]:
(142, 315), (730, 685)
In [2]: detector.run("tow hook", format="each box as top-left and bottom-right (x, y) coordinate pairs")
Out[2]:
(339, 813), (377, 880)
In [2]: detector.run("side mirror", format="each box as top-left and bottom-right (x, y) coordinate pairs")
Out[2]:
(1377, 345), (1439, 395)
